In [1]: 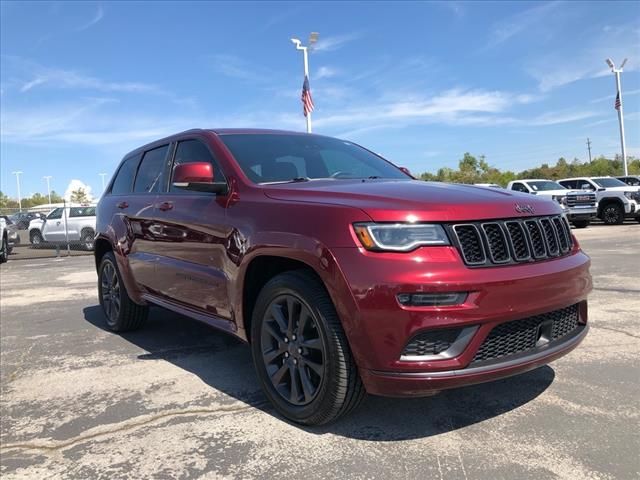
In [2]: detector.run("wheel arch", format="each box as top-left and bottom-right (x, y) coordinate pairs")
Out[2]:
(597, 197), (624, 216)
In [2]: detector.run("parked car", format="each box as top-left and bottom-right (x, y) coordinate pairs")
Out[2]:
(558, 177), (640, 224)
(0, 215), (20, 254)
(0, 216), (8, 263)
(9, 211), (43, 230)
(507, 179), (597, 228)
(28, 205), (96, 250)
(473, 183), (502, 188)
(616, 175), (640, 187)
(96, 129), (592, 425)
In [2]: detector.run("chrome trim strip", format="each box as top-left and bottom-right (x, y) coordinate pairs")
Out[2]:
(374, 324), (588, 378)
(400, 326), (479, 362)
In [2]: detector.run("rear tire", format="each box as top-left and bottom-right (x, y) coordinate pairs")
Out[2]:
(81, 229), (95, 251)
(600, 203), (624, 225)
(98, 252), (148, 332)
(0, 236), (7, 263)
(250, 270), (365, 425)
(571, 219), (590, 229)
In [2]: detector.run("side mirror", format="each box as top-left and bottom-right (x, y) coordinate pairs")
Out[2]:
(172, 162), (228, 194)
(399, 166), (415, 179)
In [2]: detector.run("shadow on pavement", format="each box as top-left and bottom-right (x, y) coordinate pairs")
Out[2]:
(83, 304), (554, 441)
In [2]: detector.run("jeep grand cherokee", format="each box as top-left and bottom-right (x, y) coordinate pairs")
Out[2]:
(95, 129), (592, 425)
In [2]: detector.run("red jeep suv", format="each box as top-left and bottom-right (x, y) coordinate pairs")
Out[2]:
(95, 129), (591, 425)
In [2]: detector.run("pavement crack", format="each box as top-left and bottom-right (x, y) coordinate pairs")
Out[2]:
(592, 324), (640, 339)
(1, 402), (267, 454)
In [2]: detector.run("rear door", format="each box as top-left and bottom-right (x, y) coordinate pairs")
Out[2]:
(150, 137), (232, 318)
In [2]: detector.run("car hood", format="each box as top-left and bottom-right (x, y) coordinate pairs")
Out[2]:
(529, 189), (569, 196)
(599, 186), (640, 192)
(263, 179), (561, 222)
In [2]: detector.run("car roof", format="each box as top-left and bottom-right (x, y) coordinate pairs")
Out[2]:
(517, 179), (560, 182)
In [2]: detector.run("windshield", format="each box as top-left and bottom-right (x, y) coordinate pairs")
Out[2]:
(528, 181), (565, 191)
(219, 134), (409, 184)
(592, 178), (628, 188)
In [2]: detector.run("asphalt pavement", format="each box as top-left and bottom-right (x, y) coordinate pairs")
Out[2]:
(1, 224), (638, 479)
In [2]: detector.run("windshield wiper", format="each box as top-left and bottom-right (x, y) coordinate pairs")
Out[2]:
(367, 176), (383, 179)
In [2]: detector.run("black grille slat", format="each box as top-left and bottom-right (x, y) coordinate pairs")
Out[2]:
(524, 220), (547, 258)
(453, 225), (485, 264)
(481, 223), (510, 263)
(471, 305), (580, 364)
(552, 217), (569, 252)
(540, 218), (560, 256)
(505, 221), (531, 261)
(402, 328), (461, 357)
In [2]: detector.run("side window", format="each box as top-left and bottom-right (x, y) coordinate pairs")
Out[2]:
(170, 140), (225, 192)
(69, 207), (96, 217)
(47, 208), (63, 220)
(580, 181), (595, 191)
(512, 182), (528, 193)
(111, 154), (141, 195)
(559, 180), (574, 189)
(134, 145), (169, 194)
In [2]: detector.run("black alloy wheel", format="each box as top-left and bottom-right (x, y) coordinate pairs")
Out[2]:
(100, 260), (121, 328)
(260, 294), (325, 406)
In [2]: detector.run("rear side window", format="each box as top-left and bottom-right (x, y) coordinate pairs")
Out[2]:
(111, 154), (141, 195)
(134, 145), (169, 193)
(69, 207), (96, 217)
(170, 140), (225, 192)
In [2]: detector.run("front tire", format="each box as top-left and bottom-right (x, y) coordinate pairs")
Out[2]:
(571, 219), (590, 229)
(601, 203), (624, 225)
(30, 230), (44, 246)
(0, 236), (7, 263)
(250, 270), (365, 425)
(81, 229), (95, 251)
(98, 252), (148, 332)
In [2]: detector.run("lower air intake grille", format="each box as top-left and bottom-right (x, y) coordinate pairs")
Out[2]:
(471, 304), (580, 365)
(402, 328), (462, 357)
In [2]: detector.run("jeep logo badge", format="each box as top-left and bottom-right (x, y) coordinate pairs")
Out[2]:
(515, 204), (535, 214)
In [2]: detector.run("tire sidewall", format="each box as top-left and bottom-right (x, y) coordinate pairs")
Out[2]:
(30, 230), (43, 244)
(81, 230), (95, 251)
(602, 203), (624, 225)
(0, 237), (7, 262)
(250, 275), (342, 424)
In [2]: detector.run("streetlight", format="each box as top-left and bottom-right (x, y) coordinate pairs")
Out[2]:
(12, 171), (23, 212)
(99, 173), (107, 192)
(605, 57), (629, 176)
(43, 176), (53, 205)
(291, 32), (319, 133)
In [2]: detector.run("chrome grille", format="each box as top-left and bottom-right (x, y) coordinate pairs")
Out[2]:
(451, 215), (573, 267)
(566, 193), (597, 207)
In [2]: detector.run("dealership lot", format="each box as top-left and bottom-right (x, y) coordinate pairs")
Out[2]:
(1, 224), (638, 479)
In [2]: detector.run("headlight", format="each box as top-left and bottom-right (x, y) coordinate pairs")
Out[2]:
(552, 195), (567, 205)
(624, 191), (640, 201)
(353, 223), (450, 252)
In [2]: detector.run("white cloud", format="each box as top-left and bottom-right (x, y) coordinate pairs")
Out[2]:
(314, 33), (361, 52)
(485, 1), (560, 48)
(76, 5), (104, 32)
(591, 89), (640, 104)
(315, 66), (339, 79)
(528, 110), (598, 126)
(64, 180), (94, 203)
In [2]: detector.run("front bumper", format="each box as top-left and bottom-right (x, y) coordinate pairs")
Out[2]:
(330, 244), (591, 396)
(567, 206), (597, 220)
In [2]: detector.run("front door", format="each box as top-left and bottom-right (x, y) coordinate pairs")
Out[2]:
(41, 207), (66, 242)
(151, 138), (232, 319)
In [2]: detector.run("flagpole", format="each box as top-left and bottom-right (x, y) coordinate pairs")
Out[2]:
(606, 58), (628, 176)
(302, 46), (312, 134)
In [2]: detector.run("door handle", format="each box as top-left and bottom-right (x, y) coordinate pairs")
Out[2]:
(117, 201), (129, 209)
(56, 221), (61, 226)
(158, 202), (173, 211)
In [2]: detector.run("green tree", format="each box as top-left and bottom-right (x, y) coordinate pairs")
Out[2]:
(70, 188), (89, 204)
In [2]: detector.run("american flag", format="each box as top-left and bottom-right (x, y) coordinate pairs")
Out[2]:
(615, 92), (621, 111)
(301, 75), (314, 117)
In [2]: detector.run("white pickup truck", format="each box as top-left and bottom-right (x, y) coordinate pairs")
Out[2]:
(28, 205), (96, 250)
(507, 179), (597, 228)
(558, 177), (640, 225)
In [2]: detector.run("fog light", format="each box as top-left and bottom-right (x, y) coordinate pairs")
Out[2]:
(397, 292), (467, 307)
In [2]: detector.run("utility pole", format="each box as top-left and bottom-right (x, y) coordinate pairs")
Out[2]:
(99, 173), (107, 192)
(43, 176), (53, 205)
(605, 58), (628, 176)
(12, 171), (23, 212)
(290, 32), (319, 133)
(586, 138), (592, 163)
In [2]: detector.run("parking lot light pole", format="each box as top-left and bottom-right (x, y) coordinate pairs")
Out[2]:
(606, 57), (628, 176)
(12, 171), (23, 212)
(44, 176), (52, 205)
(99, 173), (107, 192)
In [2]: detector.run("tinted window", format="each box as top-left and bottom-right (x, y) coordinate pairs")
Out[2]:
(170, 140), (225, 192)
(621, 176), (640, 186)
(511, 182), (528, 193)
(528, 181), (565, 191)
(111, 154), (141, 195)
(220, 134), (409, 183)
(69, 207), (96, 217)
(559, 180), (576, 189)
(592, 177), (627, 188)
(134, 145), (169, 193)
(47, 208), (63, 219)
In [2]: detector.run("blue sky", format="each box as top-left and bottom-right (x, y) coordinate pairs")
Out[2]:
(1, 1), (639, 199)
